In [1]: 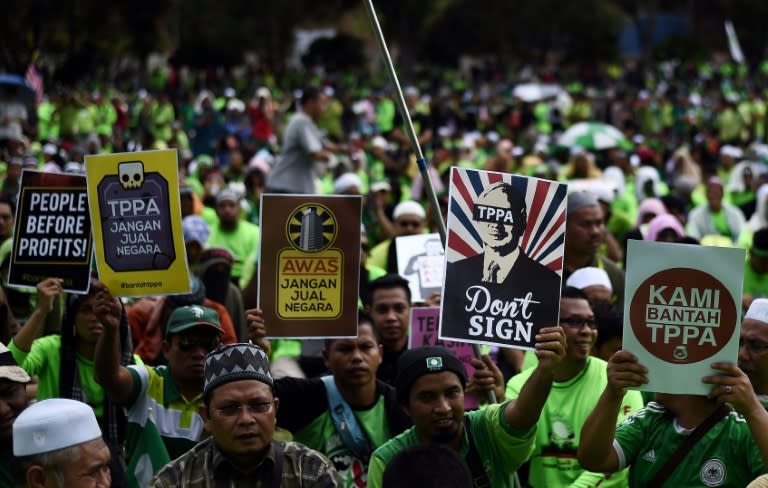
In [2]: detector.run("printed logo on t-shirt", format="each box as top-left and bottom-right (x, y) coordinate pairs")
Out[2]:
(641, 449), (656, 463)
(700, 459), (726, 486)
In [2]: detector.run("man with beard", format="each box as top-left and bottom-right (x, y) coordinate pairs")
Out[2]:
(737, 299), (768, 408)
(442, 182), (561, 341)
(368, 326), (567, 488)
(0, 342), (31, 486)
(95, 293), (224, 486)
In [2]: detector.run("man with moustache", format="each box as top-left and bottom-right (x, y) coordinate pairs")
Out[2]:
(563, 191), (625, 306)
(442, 182), (561, 342)
(737, 298), (768, 408)
(505, 287), (643, 487)
(149, 343), (341, 486)
(94, 292), (224, 485)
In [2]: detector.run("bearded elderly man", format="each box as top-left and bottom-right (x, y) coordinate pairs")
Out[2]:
(149, 343), (342, 487)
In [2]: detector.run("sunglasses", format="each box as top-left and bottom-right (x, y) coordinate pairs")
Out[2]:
(177, 335), (221, 352)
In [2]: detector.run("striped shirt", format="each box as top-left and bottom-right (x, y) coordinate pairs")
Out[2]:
(126, 364), (205, 460)
(149, 438), (342, 487)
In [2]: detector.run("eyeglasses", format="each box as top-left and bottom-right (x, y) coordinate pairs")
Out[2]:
(216, 401), (275, 417)
(397, 220), (422, 229)
(373, 304), (408, 315)
(739, 339), (768, 354)
(177, 335), (221, 352)
(559, 317), (598, 330)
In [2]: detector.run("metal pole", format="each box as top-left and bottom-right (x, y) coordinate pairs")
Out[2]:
(363, 0), (496, 405)
(362, 0), (446, 244)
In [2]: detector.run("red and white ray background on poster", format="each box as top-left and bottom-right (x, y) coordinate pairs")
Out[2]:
(446, 168), (567, 274)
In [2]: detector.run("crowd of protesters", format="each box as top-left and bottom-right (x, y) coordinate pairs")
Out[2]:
(1, 55), (768, 486)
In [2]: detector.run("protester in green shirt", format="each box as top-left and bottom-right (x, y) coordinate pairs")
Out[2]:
(579, 351), (768, 487)
(368, 327), (567, 488)
(9, 278), (133, 487)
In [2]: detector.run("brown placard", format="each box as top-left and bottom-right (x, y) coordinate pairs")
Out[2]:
(258, 194), (361, 337)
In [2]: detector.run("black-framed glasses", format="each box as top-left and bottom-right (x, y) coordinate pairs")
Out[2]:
(178, 335), (221, 352)
(216, 401), (275, 417)
(559, 317), (598, 330)
(0, 382), (25, 403)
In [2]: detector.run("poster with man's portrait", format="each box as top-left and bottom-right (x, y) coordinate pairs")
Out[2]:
(439, 167), (567, 349)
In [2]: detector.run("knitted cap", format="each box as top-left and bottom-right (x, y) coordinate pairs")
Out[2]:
(567, 190), (599, 214)
(395, 346), (467, 403)
(204, 343), (273, 396)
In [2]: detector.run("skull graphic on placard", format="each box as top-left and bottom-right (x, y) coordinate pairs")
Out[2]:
(118, 161), (144, 190)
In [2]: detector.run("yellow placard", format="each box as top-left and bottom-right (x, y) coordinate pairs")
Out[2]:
(85, 149), (190, 296)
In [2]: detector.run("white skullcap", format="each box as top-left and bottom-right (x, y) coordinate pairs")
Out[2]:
(720, 145), (743, 159)
(745, 299), (768, 323)
(566, 267), (612, 292)
(42, 143), (58, 156)
(393, 200), (426, 220)
(333, 173), (362, 194)
(14, 399), (101, 456)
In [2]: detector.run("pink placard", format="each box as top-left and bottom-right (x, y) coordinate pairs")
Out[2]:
(409, 307), (480, 409)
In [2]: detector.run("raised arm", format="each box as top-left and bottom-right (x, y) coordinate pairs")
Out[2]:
(503, 326), (566, 430)
(11, 278), (63, 352)
(705, 362), (768, 468)
(93, 282), (135, 405)
(245, 308), (271, 356)
(578, 350), (648, 472)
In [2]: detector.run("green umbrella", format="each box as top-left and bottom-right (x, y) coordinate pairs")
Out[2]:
(557, 122), (631, 151)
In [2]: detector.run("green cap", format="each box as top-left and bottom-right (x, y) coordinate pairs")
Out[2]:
(166, 305), (222, 338)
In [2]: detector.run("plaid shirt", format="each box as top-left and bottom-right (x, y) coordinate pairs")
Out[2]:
(149, 438), (342, 488)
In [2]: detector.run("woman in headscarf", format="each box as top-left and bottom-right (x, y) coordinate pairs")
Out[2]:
(645, 213), (687, 242)
(7, 277), (133, 487)
(621, 197), (667, 266)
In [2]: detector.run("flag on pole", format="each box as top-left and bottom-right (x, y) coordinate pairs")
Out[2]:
(724, 20), (746, 64)
(24, 51), (43, 106)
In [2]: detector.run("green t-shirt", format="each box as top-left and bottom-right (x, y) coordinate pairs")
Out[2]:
(711, 210), (733, 238)
(614, 401), (765, 487)
(506, 357), (644, 487)
(744, 260), (768, 298)
(367, 401), (535, 488)
(207, 220), (260, 279)
(9, 335), (104, 416)
(294, 395), (390, 487)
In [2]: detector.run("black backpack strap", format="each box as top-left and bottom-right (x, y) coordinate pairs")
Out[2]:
(648, 404), (730, 486)
(463, 417), (491, 488)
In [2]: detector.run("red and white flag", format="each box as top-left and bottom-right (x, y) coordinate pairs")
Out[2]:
(24, 61), (43, 106)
